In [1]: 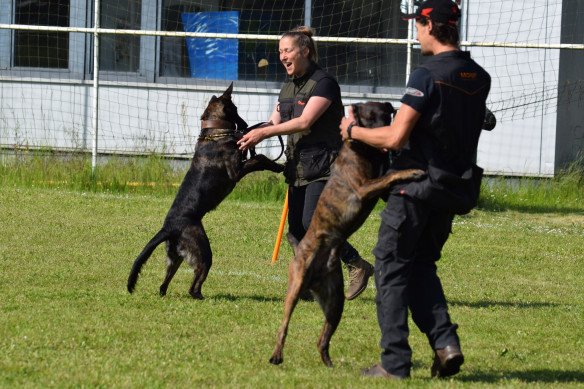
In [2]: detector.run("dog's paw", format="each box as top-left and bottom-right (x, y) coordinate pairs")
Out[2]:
(319, 345), (334, 367)
(189, 291), (205, 300)
(269, 355), (283, 365)
(398, 168), (425, 182)
(274, 163), (285, 173)
(159, 285), (167, 296)
(321, 356), (334, 368)
(409, 169), (426, 181)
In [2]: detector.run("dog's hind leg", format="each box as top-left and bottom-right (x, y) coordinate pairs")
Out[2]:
(189, 255), (211, 300)
(160, 240), (183, 297)
(311, 251), (345, 367)
(180, 223), (212, 300)
(270, 253), (309, 365)
(286, 233), (314, 301)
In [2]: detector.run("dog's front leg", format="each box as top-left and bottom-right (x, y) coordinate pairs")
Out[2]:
(238, 155), (284, 181)
(356, 169), (425, 200)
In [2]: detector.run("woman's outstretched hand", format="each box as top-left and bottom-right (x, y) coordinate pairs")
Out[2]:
(238, 121), (273, 150)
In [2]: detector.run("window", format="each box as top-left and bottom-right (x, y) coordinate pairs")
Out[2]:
(99, 0), (141, 72)
(312, 0), (409, 88)
(159, 0), (304, 82)
(158, 0), (408, 88)
(14, 0), (69, 68)
(4, 0), (412, 89)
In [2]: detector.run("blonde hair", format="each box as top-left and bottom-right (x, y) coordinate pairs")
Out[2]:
(281, 26), (318, 62)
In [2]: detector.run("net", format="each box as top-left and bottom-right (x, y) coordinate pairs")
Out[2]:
(0, 0), (583, 175)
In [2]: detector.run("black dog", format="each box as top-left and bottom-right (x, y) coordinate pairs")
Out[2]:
(127, 83), (284, 299)
(269, 102), (424, 367)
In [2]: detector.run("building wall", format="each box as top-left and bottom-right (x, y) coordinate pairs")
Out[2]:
(465, 0), (563, 176)
(556, 0), (584, 171)
(1, 0), (581, 176)
(0, 81), (284, 158)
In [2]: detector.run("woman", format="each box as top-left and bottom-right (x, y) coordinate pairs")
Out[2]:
(238, 26), (373, 300)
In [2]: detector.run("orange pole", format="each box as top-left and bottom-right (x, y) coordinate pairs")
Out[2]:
(271, 191), (289, 264)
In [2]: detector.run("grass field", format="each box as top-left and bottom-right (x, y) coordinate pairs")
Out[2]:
(1, 182), (583, 388)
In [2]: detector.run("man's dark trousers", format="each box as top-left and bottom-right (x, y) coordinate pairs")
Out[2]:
(372, 193), (461, 377)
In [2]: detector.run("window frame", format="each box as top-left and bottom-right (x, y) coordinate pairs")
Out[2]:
(86, 0), (155, 83)
(0, 0), (87, 79)
(0, 0), (424, 95)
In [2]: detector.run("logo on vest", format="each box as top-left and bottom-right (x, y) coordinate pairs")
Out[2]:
(297, 100), (306, 106)
(405, 87), (424, 97)
(460, 72), (477, 79)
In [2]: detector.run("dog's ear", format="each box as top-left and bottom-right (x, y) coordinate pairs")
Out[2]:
(384, 102), (396, 115)
(222, 82), (234, 99)
(384, 102), (397, 123)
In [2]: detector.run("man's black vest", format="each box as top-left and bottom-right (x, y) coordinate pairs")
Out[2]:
(402, 51), (491, 214)
(278, 63), (343, 186)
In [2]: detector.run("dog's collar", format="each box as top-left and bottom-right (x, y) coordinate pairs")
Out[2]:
(199, 120), (240, 142)
(198, 129), (237, 142)
(201, 119), (236, 130)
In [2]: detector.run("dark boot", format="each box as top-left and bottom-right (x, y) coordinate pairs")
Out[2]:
(362, 364), (407, 380)
(345, 257), (374, 300)
(431, 345), (464, 378)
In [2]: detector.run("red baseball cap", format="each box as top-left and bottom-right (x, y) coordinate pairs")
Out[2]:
(402, 0), (461, 24)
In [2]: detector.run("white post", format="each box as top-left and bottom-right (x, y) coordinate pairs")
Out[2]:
(91, 0), (100, 175)
(304, 0), (312, 27)
(405, 0), (414, 85)
(460, 0), (468, 43)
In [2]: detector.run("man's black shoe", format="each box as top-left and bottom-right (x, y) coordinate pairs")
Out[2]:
(431, 345), (464, 378)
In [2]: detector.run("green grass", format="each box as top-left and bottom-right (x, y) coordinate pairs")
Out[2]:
(0, 150), (287, 201)
(0, 150), (177, 195)
(1, 184), (583, 388)
(479, 164), (584, 213)
(2, 149), (583, 209)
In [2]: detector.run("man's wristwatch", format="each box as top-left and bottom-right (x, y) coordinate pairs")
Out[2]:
(347, 121), (356, 140)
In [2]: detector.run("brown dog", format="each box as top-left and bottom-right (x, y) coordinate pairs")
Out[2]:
(269, 102), (424, 367)
(127, 83), (283, 299)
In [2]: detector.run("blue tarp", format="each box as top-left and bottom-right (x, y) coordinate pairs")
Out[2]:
(181, 11), (239, 80)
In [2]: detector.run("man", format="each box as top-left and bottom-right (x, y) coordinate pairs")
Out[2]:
(339, 0), (491, 380)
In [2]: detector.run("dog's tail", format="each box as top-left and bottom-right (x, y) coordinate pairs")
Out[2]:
(127, 229), (169, 294)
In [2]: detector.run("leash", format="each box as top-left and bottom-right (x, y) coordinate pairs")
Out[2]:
(246, 122), (285, 162)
